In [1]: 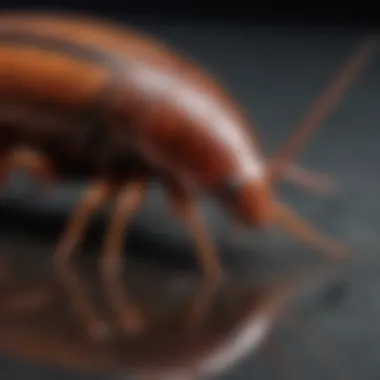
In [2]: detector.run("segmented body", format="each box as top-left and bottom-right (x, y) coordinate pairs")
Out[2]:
(0, 11), (266, 194)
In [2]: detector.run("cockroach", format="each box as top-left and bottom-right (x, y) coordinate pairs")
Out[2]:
(0, 10), (376, 339)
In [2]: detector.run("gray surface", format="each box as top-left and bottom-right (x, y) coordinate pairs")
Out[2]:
(0, 21), (379, 379)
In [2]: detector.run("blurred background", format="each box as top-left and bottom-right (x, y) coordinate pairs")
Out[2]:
(0, 1), (379, 379)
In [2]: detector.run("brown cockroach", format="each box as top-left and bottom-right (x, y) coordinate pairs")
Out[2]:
(0, 10), (376, 339)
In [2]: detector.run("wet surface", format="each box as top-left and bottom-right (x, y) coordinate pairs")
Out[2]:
(0, 217), (350, 380)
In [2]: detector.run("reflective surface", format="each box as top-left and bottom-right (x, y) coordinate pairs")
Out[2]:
(0, 221), (346, 380)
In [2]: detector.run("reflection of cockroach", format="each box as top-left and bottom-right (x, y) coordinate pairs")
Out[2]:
(0, 265), (346, 380)
(0, 11), (376, 338)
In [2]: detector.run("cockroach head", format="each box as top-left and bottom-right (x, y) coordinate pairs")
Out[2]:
(216, 173), (275, 228)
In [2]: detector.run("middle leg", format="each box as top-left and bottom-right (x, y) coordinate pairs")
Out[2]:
(100, 178), (148, 335)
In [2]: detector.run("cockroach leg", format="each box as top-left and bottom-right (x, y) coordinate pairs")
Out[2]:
(53, 181), (113, 341)
(283, 164), (338, 196)
(274, 201), (348, 261)
(100, 179), (147, 335)
(169, 185), (223, 284)
(165, 182), (222, 330)
(182, 277), (220, 330)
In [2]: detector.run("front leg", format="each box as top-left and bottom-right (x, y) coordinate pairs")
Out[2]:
(274, 201), (348, 260)
(168, 185), (223, 283)
(227, 163), (339, 252)
(167, 183), (223, 327)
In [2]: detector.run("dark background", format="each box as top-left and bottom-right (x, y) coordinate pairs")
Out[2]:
(0, 1), (379, 380)
(3, 1), (380, 27)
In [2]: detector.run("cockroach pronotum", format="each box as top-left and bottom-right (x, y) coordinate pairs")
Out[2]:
(0, 10), (377, 339)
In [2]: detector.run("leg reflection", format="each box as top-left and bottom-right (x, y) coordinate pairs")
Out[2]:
(182, 278), (220, 330)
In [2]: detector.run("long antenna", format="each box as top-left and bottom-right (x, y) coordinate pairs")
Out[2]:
(269, 36), (379, 184)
